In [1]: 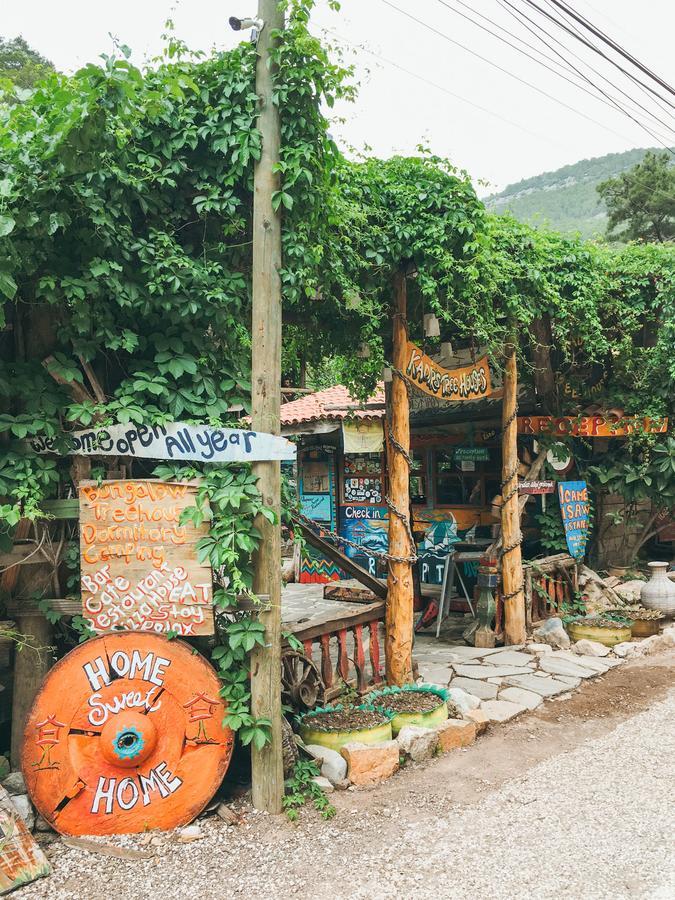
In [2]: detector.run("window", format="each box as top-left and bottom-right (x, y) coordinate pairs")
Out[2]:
(409, 449), (427, 504)
(433, 448), (492, 507)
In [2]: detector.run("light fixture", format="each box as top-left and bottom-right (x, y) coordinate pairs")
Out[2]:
(423, 313), (440, 338)
(228, 16), (264, 41)
(383, 366), (393, 383)
(357, 342), (371, 359)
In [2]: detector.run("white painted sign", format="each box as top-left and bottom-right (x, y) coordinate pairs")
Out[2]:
(29, 422), (296, 462)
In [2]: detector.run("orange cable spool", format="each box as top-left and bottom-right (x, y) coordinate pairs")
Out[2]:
(21, 633), (233, 835)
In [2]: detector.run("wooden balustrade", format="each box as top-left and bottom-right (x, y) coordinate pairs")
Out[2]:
(289, 601), (385, 701)
(523, 554), (578, 626)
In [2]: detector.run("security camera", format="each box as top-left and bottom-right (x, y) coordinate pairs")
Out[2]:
(228, 16), (264, 32)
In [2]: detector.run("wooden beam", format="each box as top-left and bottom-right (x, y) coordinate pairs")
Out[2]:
(501, 335), (526, 645)
(385, 271), (414, 685)
(293, 516), (387, 599)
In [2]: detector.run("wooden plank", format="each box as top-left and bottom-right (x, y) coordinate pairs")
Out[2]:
(78, 479), (214, 636)
(293, 516), (387, 599)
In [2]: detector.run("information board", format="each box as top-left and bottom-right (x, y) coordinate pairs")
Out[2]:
(79, 480), (213, 635)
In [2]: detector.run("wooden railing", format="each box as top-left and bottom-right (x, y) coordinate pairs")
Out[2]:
(523, 554), (578, 626)
(288, 601), (385, 701)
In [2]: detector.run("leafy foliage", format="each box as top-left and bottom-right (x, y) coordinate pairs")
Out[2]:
(0, 36), (54, 91)
(283, 758), (336, 822)
(598, 150), (675, 243)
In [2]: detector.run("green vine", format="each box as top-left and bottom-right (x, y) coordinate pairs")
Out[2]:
(282, 758), (336, 822)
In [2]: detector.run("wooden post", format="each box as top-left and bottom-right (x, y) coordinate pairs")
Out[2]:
(501, 335), (526, 645)
(385, 271), (414, 685)
(249, 0), (284, 814)
(9, 609), (53, 767)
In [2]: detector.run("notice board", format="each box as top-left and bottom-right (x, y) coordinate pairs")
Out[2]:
(79, 480), (213, 636)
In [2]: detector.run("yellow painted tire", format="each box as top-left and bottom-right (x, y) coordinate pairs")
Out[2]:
(567, 621), (632, 647)
(390, 702), (448, 736)
(299, 721), (392, 753)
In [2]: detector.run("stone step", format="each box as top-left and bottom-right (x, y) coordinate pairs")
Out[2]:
(452, 664), (536, 680)
(449, 677), (499, 700)
(482, 649), (533, 667)
(503, 673), (573, 697)
(480, 699), (527, 723)
(498, 686), (543, 710)
(538, 656), (597, 679)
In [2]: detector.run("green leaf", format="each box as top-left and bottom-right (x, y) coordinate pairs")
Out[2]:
(0, 216), (15, 237)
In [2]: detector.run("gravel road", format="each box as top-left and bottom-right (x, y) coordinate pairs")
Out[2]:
(21, 662), (675, 900)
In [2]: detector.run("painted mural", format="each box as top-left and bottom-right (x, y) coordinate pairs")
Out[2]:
(298, 447), (342, 583)
(341, 505), (388, 576)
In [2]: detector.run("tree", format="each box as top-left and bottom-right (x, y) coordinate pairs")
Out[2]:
(0, 36), (53, 89)
(597, 150), (675, 243)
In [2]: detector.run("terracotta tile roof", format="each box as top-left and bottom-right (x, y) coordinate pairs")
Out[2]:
(280, 384), (385, 426)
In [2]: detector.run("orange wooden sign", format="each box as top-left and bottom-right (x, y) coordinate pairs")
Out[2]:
(22, 633), (233, 835)
(79, 480), (214, 636)
(518, 415), (668, 437)
(404, 341), (492, 402)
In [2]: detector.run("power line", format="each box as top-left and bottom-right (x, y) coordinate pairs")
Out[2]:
(547, 0), (675, 98)
(539, 0), (675, 123)
(431, 0), (675, 148)
(377, 0), (665, 148)
(498, 0), (675, 137)
(520, 0), (675, 114)
(321, 27), (573, 153)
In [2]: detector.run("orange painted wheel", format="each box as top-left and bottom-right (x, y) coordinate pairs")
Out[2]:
(21, 633), (233, 835)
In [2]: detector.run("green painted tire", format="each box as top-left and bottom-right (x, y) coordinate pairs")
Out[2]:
(566, 621), (632, 647)
(299, 720), (393, 753)
(390, 702), (448, 736)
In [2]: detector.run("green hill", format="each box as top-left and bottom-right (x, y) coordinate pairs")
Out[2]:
(486, 147), (658, 239)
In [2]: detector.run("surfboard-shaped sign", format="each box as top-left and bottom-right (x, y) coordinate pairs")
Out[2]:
(29, 422), (296, 462)
(404, 342), (491, 402)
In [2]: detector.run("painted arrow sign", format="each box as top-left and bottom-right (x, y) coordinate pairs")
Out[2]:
(29, 422), (296, 462)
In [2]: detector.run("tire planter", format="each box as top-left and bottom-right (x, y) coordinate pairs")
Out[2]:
(297, 705), (393, 753)
(566, 618), (632, 647)
(607, 608), (664, 638)
(370, 685), (450, 736)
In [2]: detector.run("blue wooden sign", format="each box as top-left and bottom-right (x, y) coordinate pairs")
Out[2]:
(558, 480), (590, 560)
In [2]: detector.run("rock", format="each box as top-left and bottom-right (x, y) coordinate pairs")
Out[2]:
(0, 755), (10, 780)
(311, 776), (335, 793)
(176, 825), (203, 843)
(2, 771), (26, 795)
(578, 565), (624, 612)
(480, 699), (527, 723)
(216, 804), (239, 826)
(498, 687), (543, 710)
(482, 650), (533, 667)
(435, 719), (476, 752)
(418, 667), (453, 686)
(572, 639), (610, 657)
(449, 677), (498, 700)
(462, 708), (490, 734)
(445, 646), (504, 662)
(524, 642), (553, 655)
(446, 687), (481, 714)
(452, 664), (535, 680)
(614, 579), (646, 604)
(10, 794), (35, 831)
(554, 675), (582, 687)
(612, 642), (640, 659)
(563, 654), (609, 674)
(538, 656), (597, 679)
(333, 779), (351, 791)
(340, 740), (399, 786)
(636, 632), (675, 655)
(34, 814), (53, 833)
(305, 744), (348, 785)
(397, 726), (439, 762)
(503, 673), (574, 697)
(533, 617), (570, 650)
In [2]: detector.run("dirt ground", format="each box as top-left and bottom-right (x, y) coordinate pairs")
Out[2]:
(21, 650), (675, 900)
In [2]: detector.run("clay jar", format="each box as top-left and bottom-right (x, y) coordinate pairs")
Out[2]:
(640, 561), (675, 617)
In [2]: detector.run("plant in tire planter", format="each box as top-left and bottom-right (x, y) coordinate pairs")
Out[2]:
(296, 704), (394, 752)
(607, 607), (664, 638)
(566, 614), (633, 647)
(370, 685), (455, 736)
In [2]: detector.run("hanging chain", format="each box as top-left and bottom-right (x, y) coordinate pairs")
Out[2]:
(499, 396), (524, 602)
(293, 513), (417, 566)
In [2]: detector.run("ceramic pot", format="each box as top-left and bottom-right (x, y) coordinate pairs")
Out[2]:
(566, 620), (632, 647)
(607, 564), (630, 578)
(640, 562), (675, 617)
(631, 618), (661, 638)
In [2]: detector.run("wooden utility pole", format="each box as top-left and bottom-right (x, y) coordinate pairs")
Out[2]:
(249, 0), (284, 814)
(385, 271), (414, 685)
(500, 334), (527, 645)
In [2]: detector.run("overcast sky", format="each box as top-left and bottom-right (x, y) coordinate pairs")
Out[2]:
(2, 0), (673, 193)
